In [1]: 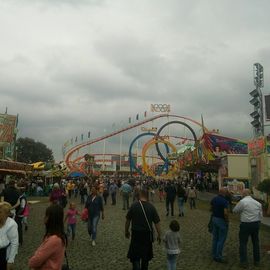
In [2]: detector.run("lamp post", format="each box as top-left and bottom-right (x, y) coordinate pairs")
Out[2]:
(249, 63), (265, 187)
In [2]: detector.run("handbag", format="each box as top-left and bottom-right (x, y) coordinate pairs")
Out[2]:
(81, 208), (89, 222)
(62, 251), (71, 270)
(208, 215), (213, 233)
(139, 200), (155, 242)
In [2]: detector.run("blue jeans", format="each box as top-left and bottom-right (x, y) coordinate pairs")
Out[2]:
(239, 221), (260, 263)
(167, 254), (177, 270)
(88, 215), (100, 240)
(67, 223), (76, 240)
(212, 217), (228, 260)
(178, 197), (185, 215)
(189, 198), (196, 209)
(122, 192), (130, 210)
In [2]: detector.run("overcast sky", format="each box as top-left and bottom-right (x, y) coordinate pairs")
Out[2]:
(1, 0), (270, 161)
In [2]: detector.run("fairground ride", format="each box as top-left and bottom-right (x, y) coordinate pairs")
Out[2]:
(64, 114), (208, 177)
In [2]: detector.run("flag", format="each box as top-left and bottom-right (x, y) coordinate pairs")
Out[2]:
(63, 140), (71, 148)
(144, 111), (147, 118)
(88, 131), (91, 138)
(136, 114), (139, 120)
(81, 134), (84, 141)
(128, 117), (131, 124)
(16, 114), (19, 127)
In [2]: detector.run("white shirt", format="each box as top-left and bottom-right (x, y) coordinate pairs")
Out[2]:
(233, 196), (262, 223)
(0, 217), (18, 263)
(163, 230), (181, 255)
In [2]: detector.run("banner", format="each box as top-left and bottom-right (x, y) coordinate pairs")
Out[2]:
(0, 114), (17, 143)
(248, 137), (266, 157)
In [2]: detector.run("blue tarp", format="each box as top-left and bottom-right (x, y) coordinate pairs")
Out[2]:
(68, 171), (86, 178)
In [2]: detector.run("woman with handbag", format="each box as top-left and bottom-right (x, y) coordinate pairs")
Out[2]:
(125, 189), (161, 270)
(28, 204), (66, 270)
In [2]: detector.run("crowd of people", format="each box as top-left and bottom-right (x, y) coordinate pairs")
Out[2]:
(0, 174), (266, 269)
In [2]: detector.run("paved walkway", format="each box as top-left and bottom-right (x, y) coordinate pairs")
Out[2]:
(14, 193), (270, 270)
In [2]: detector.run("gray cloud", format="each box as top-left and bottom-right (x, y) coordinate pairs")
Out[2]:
(0, 0), (270, 161)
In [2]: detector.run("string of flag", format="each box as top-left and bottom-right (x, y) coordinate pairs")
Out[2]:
(62, 110), (149, 153)
(128, 111), (147, 124)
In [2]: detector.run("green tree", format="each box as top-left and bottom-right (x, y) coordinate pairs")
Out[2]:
(16, 137), (54, 163)
(257, 179), (270, 195)
(257, 179), (270, 216)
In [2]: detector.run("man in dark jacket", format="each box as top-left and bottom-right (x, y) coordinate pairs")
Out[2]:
(125, 189), (161, 270)
(2, 180), (20, 217)
(164, 182), (177, 216)
(211, 188), (229, 263)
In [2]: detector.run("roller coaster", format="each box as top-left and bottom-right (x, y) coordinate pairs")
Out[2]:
(64, 114), (208, 177)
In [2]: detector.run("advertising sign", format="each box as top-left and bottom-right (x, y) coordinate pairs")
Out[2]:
(0, 114), (17, 143)
(248, 136), (266, 157)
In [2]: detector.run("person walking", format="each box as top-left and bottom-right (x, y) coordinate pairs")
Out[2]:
(164, 182), (177, 216)
(0, 202), (18, 270)
(187, 185), (197, 209)
(176, 184), (186, 217)
(125, 189), (161, 270)
(163, 220), (181, 270)
(28, 204), (66, 270)
(120, 181), (132, 210)
(2, 180), (20, 219)
(102, 183), (109, 205)
(233, 189), (262, 268)
(109, 181), (118, 205)
(49, 183), (62, 205)
(14, 189), (27, 246)
(66, 180), (74, 199)
(64, 202), (80, 241)
(210, 188), (229, 263)
(85, 187), (104, 246)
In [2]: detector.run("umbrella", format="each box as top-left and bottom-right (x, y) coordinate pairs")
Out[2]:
(68, 171), (86, 178)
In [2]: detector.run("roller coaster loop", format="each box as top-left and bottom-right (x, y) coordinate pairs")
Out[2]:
(128, 132), (170, 175)
(155, 120), (198, 165)
(142, 137), (177, 177)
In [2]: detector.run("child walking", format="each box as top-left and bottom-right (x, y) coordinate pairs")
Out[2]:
(163, 220), (181, 270)
(64, 202), (80, 240)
